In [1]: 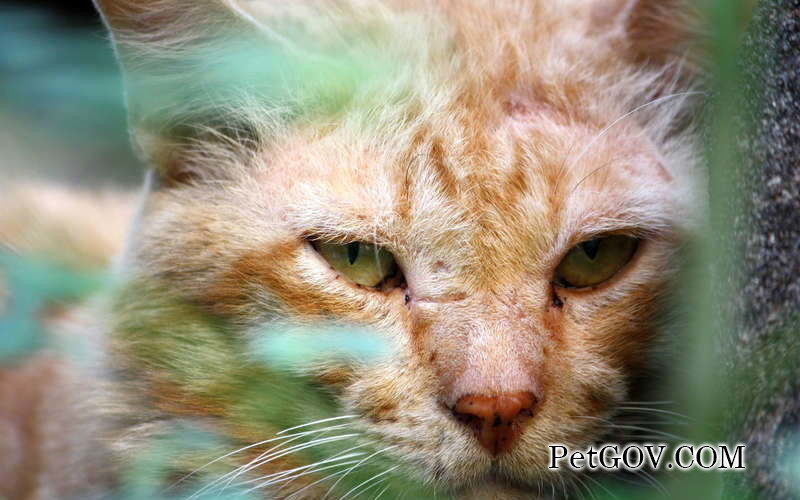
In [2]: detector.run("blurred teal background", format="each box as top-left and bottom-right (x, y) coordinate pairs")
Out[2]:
(0, 0), (140, 186)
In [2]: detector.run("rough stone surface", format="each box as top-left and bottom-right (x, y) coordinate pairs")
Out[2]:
(727, 1), (800, 498)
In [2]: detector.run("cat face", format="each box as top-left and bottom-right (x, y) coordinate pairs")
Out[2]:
(98, 0), (701, 495)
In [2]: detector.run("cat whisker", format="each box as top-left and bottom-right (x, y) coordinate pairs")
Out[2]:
(573, 415), (686, 441)
(605, 425), (685, 442)
(216, 423), (353, 492)
(241, 456), (365, 494)
(373, 483), (391, 500)
(614, 419), (689, 427)
(234, 433), (360, 472)
(566, 159), (618, 196)
(234, 451), (366, 489)
(271, 441), (385, 500)
(615, 406), (689, 421)
(351, 476), (390, 499)
(553, 136), (580, 195)
(556, 471), (570, 499)
(340, 465), (400, 500)
(631, 468), (669, 496)
(620, 400), (674, 406)
(185, 424), (353, 498)
(285, 462), (363, 500)
(566, 91), (704, 192)
(583, 473), (619, 500)
(277, 415), (357, 435)
(174, 423), (350, 494)
(232, 441), (377, 493)
(322, 445), (399, 499)
(570, 472), (598, 500)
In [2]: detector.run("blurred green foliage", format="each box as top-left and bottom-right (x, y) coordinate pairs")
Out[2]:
(0, 251), (105, 361)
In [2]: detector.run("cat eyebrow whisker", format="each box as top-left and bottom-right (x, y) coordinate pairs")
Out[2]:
(565, 91), (705, 191)
(566, 159), (617, 196)
(552, 130), (580, 195)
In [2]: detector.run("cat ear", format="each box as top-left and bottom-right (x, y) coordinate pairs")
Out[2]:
(592, 0), (703, 74)
(93, 0), (268, 185)
(622, 0), (702, 70)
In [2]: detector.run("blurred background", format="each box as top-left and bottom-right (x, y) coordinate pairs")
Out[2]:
(0, 0), (141, 186)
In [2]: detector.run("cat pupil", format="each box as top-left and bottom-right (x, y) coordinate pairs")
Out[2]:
(580, 239), (600, 260)
(347, 242), (360, 265)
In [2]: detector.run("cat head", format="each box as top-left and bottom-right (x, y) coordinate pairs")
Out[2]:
(96, 0), (703, 494)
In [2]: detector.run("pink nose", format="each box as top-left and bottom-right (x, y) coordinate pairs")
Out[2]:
(452, 392), (537, 455)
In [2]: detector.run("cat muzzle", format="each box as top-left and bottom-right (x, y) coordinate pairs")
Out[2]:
(451, 391), (537, 456)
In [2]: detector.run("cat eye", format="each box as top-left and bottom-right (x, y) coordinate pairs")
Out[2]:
(554, 235), (639, 289)
(312, 240), (399, 288)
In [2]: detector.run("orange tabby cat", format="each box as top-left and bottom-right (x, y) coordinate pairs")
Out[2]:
(1, 0), (703, 498)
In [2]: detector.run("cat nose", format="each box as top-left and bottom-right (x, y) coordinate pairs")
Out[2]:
(452, 392), (537, 456)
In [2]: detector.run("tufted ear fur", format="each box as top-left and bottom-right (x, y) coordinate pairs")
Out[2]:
(623, 0), (703, 68)
(591, 0), (705, 78)
(93, 0), (386, 186)
(92, 0), (263, 185)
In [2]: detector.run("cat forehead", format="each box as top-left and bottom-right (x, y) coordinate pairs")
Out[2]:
(259, 111), (672, 233)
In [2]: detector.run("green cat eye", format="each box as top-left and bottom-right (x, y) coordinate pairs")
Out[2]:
(554, 235), (639, 288)
(314, 241), (398, 287)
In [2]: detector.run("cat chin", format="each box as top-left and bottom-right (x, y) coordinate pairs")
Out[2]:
(391, 441), (556, 493)
(439, 471), (553, 499)
(463, 481), (546, 500)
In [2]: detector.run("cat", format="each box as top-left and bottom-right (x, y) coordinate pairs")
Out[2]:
(1, 0), (706, 498)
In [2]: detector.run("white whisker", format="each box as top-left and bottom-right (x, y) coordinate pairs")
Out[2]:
(340, 465), (400, 500)
(232, 441), (376, 492)
(233, 433), (360, 475)
(633, 468), (669, 496)
(185, 425), (352, 498)
(277, 415), (357, 435)
(616, 406), (689, 420)
(352, 476), (390, 499)
(216, 423), (352, 492)
(176, 424), (346, 495)
(373, 483), (391, 500)
(322, 445), (398, 499)
(583, 474), (618, 500)
(242, 456), (364, 494)
(566, 91), (704, 192)
(285, 465), (356, 499)
(574, 415), (686, 441)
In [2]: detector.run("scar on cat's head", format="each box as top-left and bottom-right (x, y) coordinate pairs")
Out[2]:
(503, 93), (563, 124)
